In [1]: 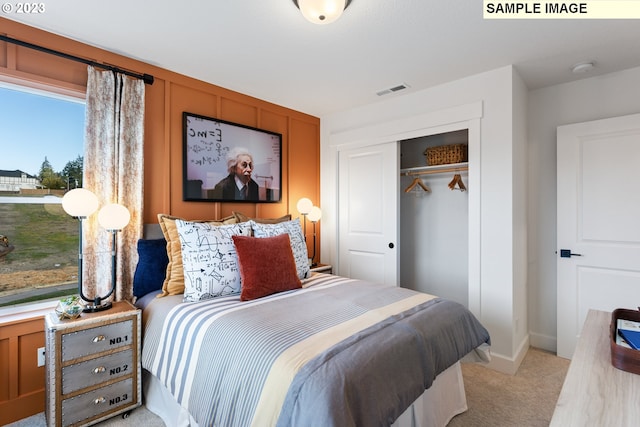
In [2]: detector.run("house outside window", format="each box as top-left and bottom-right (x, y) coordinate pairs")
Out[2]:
(0, 82), (85, 309)
(0, 169), (40, 191)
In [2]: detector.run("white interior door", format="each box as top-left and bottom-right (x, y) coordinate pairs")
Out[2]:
(557, 113), (640, 359)
(338, 142), (398, 286)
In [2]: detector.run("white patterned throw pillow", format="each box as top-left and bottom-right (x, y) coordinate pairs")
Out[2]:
(250, 218), (310, 280)
(176, 219), (251, 302)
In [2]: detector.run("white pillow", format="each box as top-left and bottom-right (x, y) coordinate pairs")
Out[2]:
(176, 219), (251, 302)
(250, 218), (310, 280)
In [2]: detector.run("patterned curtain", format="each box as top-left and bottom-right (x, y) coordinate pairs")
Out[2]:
(83, 66), (145, 303)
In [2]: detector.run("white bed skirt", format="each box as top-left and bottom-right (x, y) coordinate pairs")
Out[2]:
(142, 361), (467, 427)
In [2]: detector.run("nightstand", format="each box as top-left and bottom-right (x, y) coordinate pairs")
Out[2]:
(45, 301), (141, 427)
(310, 263), (332, 274)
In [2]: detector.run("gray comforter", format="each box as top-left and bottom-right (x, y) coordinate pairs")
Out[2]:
(141, 273), (490, 427)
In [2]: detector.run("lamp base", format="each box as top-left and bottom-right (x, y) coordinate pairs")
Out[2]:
(82, 301), (112, 313)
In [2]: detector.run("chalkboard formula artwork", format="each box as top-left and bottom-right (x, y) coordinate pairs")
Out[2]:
(183, 112), (282, 202)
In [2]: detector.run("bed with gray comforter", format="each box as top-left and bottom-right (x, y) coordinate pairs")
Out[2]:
(141, 273), (490, 427)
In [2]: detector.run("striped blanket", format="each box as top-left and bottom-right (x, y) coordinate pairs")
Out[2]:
(141, 273), (490, 427)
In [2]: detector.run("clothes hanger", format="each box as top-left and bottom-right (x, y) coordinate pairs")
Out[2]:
(448, 174), (462, 191)
(448, 173), (466, 191)
(404, 177), (430, 193)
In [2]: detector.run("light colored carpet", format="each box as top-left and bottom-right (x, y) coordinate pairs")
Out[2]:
(6, 406), (164, 427)
(449, 347), (570, 427)
(10, 347), (568, 427)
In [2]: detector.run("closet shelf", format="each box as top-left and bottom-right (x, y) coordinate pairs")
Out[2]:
(400, 162), (468, 176)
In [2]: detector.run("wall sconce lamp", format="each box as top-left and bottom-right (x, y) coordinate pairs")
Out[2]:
(292, 0), (352, 25)
(62, 189), (130, 312)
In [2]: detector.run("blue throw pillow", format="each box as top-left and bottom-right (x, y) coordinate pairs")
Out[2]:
(133, 238), (169, 299)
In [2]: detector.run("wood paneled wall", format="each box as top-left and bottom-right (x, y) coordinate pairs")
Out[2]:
(0, 316), (45, 425)
(0, 17), (320, 423)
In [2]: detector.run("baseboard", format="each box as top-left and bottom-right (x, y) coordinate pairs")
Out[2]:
(0, 390), (45, 425)
(529, 331), (557, 353)
(484, 334), (530, 375)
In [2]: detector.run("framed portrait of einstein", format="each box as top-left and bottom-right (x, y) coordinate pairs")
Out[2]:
(182, 112), (282, 203)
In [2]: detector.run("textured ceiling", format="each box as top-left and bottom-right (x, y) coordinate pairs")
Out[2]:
(5, 1), (640, 117)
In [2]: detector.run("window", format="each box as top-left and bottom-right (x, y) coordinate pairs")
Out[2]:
(0, 82), (85, 309)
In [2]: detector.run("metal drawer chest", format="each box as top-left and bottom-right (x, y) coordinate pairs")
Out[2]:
(45, 301), (141, 427)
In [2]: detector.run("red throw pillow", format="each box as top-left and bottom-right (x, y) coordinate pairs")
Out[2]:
(232, 234), (302, 301)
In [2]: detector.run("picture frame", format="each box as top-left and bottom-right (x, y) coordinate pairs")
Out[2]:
(182, 112), (282, 203)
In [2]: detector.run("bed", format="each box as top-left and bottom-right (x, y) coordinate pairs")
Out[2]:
(133, 215), (491, 427)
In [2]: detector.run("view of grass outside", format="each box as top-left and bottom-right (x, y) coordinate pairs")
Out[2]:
(0, 200), (78, 307)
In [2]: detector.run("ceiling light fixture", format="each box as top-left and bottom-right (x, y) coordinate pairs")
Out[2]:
(571, 61), (595, 74)
(293, 0), (352, 25)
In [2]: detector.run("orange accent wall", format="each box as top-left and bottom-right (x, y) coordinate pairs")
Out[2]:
(0, 316), (45, 425)
(0, 17), (320, 423)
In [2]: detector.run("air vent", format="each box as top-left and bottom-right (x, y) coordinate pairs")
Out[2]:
(376, 83), (410, 96)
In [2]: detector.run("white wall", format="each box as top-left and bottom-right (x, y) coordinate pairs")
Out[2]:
(527, 66), (640, 352)
(512, 71), (529, 356)
(321, 66), (528, 373)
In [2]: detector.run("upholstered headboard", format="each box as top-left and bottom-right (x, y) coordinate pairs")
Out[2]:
(143, 223), (164, 240)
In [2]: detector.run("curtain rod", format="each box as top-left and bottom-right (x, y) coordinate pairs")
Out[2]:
(0, 35), (154, 85)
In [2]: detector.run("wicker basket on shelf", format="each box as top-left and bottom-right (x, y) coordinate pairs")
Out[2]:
(424, 144), (468, 166)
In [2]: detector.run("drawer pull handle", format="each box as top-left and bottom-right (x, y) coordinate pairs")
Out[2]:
(94, 397), (106, 405)
(92, 335), (106, 343)
(93, 366), (106, 374)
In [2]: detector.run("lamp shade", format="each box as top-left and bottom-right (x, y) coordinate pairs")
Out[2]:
(62, 188), (99, 218)
(296, 0), (348, 24)
(297, 197), (313, 215)
(308, 206), (322, 222)
(98, 203), (130, 231)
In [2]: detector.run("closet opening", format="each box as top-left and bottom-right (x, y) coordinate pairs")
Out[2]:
(399, 129), (469, 307)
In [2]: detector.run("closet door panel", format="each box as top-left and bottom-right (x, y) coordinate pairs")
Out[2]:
(338, 142), (398, 286)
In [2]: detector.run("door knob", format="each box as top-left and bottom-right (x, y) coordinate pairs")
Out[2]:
(388, 243), (394, 249)
(560, 249), (582, 258)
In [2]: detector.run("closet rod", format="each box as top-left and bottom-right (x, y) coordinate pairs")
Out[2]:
(401, 165), (468, 177)
(0, 35), (154, 85)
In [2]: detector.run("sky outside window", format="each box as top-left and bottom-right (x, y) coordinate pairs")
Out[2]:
(0, 85), (84, 175)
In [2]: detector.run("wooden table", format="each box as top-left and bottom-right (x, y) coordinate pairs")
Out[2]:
(550, 309), (640, 426)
